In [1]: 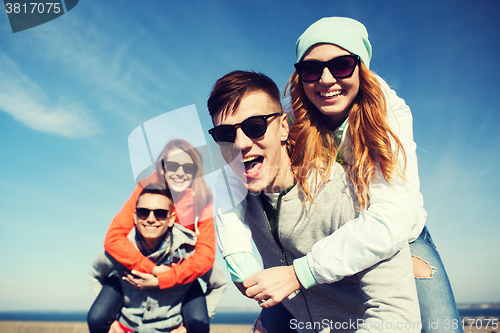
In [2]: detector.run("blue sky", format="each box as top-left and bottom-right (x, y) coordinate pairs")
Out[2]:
(0, 0), (499, 312)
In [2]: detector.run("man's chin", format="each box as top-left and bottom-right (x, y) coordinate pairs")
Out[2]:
(246, 179), (267, 194)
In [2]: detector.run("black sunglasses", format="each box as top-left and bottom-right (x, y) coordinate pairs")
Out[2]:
(208, 113), (281, 145)
(161, 160), (198, 175)
(136, 208), (170, 221)
(294, 54), (360, 82)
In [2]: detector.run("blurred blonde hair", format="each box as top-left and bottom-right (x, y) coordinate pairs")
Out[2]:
(156, 139), (212, 217)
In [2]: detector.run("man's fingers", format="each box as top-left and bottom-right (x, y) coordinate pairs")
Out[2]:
(123, 275), (139, 286)
(243, 273), (258, 288)
(245, 284), (261, 298)
(257, 298), (277, 308)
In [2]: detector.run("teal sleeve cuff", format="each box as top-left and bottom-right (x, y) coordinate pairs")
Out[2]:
(293, 256), (318, 289)
(224, 252), (262, 283)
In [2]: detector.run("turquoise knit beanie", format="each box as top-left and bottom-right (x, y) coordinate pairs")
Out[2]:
(296, 17), (372, 69)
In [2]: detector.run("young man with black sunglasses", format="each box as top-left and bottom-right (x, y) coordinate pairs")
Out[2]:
(208, 70), (421, 332)
(89, 184), (195, 333)
(208, 71), (294, 195)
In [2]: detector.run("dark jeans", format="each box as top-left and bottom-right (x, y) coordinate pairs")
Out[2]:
(182, 279), (209, 333)
(261, 302), (296, 332)
(87, 276), (209, 333)
(87, 276), (123, 333)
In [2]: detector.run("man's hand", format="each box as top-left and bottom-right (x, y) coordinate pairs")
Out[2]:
(243, 265), (301, 308)
(108, 321), (124, 333)
(171, 325), (187, 333)
(123, 270), (159, 289)
(234, 281), (249, 297)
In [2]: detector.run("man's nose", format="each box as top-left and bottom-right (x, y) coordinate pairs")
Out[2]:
(146, 211), (156, 222)
(233, 127), (253, 151)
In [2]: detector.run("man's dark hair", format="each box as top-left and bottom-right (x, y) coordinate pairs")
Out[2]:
(207, 70), (282, 119)
(136, 183), (173, 206)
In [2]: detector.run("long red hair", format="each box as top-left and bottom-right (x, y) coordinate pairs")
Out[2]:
(286, 62), (406, 208)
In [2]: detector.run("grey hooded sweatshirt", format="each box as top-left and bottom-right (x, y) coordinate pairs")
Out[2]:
(245, 163), (421, 333)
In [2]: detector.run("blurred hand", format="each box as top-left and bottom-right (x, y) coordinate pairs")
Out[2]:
(171, 325), (187, 333)
(253, 316), (267, 333)
(244, 266), (301, 308)
(152, 263), (176, 276)
(108, 320), (124, 333)
(123, 270), (159, 289)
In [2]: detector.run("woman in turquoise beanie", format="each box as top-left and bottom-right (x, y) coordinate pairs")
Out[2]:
(244, 16), (463, 333)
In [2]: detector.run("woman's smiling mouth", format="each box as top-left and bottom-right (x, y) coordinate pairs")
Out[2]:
(319, 90), (342, 98)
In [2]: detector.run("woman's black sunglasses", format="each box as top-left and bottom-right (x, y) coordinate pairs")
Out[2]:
(294, 54), (360, 82)
(136, 208), (170, 221)
(208, 113), (281, 145)
(162, 160), (198, 175)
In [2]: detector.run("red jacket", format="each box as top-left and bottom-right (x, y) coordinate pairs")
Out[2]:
(104, 172), (216, 289)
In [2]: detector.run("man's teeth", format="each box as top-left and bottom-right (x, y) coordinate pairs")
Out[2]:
(145, 226), (158, 230)
(243, 156), (258, 163)
(320, 91), (342, 98)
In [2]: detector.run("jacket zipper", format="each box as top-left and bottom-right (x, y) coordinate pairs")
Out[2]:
(274, 192), (317, 332)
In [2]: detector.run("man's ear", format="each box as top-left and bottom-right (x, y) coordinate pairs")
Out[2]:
(280, 113), (290, 142)
(167, 210), (176, 228)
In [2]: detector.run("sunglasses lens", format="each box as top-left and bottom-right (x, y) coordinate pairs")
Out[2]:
(211, 126), (236, 145)
(328, 56), (357, 78)
(241, 117), (267, 139)
(136, 208), (151, 220)
(297, 63), (322, 82)
(165, 162), (180, 172)
(153, 209), (169, 221)
(181, 164), (197, 175)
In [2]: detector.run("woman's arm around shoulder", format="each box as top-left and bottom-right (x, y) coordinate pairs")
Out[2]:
(104, 174), (159, 273)
(156, 203), (216, 289)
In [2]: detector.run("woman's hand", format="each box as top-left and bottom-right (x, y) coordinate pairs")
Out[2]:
(123, 270), (159, 289)
(243, 265), (301, 308)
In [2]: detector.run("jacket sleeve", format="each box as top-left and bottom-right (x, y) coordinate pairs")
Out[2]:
(103, 182), (156, 273)
(356, 243), (421, 331)
(88, 250), (115, 297)
(213, 166), (253, 257)
(201, 262), (228, 319)
(157, 204), (216, 289)
(306, 76), (427, 284)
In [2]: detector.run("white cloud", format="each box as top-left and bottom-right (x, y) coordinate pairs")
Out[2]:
(0, 51), (98, 138)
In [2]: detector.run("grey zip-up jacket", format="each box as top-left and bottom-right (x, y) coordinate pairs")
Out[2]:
(89, 224), (196, 333)
(245, 164), (421, 333)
